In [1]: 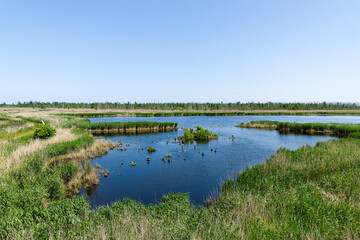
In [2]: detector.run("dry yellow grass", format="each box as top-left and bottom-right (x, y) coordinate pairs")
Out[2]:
(46, 139), (120, 192)
(1, 122), (34, 135)
(0, 128), (76, 174)
(66, 168), (101, 192)
(0, 108), (69, 128)
(45, 139), (117, 168)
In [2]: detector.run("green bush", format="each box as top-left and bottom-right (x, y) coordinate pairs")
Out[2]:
(147, 146), (157, 152)
(34, 124), (56, 139)
(178, 126), (218, 141)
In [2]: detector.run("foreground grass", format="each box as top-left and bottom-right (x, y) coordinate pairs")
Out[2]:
(1, 135), (360, 238)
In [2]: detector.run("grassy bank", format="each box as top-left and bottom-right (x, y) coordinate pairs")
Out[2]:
(237, 120), (360, 137)
(71, 119), (179, 134)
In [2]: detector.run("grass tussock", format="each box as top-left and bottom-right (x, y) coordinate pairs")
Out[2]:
(67, 161), (100, 192)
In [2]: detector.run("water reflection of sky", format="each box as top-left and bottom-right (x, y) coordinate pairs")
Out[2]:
(81, 115), (360, 207)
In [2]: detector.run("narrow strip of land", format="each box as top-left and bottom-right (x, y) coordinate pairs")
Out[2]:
(236, 120), (360, 137)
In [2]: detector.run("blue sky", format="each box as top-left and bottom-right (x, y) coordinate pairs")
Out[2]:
(0, 1), (359, 103)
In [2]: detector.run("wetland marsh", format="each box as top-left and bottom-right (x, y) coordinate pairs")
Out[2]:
(2, 108), (360, 238)
(82, 115), (360, 207)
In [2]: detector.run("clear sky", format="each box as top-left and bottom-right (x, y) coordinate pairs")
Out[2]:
(0, 1), (359, 103)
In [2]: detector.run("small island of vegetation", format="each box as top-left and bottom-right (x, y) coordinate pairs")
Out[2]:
(71, 119), (179, 135)
(147, 146), (157, 152)
(178, 126), (218, 141)
(236, 120), (360, 137)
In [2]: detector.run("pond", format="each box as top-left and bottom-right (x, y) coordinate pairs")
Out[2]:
(81, 115), (360, 208)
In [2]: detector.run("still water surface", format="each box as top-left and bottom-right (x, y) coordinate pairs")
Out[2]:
(81, 115), (360, 207)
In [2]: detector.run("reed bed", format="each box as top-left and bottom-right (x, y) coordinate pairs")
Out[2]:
(237, 120), (360, 137)
(72, 119), (179, 134)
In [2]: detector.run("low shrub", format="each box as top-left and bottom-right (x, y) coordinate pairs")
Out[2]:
(34, 124), (56, 139)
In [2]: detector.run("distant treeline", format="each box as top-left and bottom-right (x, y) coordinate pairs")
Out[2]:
(2, 101), (360, 111)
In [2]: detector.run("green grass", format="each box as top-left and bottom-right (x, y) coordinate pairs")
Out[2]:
(349, 132), (360, 139)
(2, 136), (360, 238)
(0, 116), (49, 142)
(237, 120), (360, 137)
(2, 116), (360, 238)
(0, 126), (35, 141)
(0, 135), (34, 164)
